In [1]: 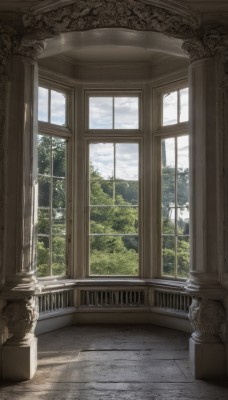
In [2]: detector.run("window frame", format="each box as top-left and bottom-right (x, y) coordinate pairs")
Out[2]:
(153, 80), (189, 281)
(85, 90), (143, 135)
(85, 137), (143, 278)
(37, 78), (74, 280)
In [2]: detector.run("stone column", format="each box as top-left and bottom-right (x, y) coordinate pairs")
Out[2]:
(1, 37), (44, 381)
(183, 35), (227, 379)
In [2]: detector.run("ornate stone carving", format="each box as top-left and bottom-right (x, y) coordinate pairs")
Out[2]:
(23, 0), (199, 39)
(12, 37), (46, 60)
(2, 296), (39, 345)
(183, 26), (228, 63)
(0, 23), (15, 66)
(189, 297), (225, 343)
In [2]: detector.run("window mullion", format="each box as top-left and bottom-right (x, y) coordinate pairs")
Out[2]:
(174, 137), (178, 279)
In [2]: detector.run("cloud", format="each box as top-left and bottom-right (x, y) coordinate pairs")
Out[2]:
(50, 90), (66, 125)
(38, 87), (48, 122)
(38, 87), (66, 126)
(89, 96), (139, 130)
(90, 142), (139, 181)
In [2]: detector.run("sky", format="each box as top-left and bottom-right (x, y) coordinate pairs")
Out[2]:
(90, 143), (139, 181)
(163, 88), (188, 126)
(38, 87), (66, 125)
(89, 96), (139, 129)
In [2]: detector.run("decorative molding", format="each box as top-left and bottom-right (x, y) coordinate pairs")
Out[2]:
(23, 0), (200, 39)
(0, 22), (15, 66)
(12, 37), (46, 60)
(189, 297), (225, 343)
(183, 26), (228, 62)
(2, 296), (39, 345)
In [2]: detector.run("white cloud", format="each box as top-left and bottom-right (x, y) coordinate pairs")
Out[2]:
(38, 87), (48, 122)
(89, 142), (139, 181)
(89, 96), (139, 130)
(163, 91), (178, 126)
(51, 90), (66, 126)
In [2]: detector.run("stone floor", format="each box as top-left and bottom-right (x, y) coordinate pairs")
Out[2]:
(0, 325), (228, 399)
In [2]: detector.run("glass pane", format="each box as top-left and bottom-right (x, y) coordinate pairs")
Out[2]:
(50, 90), (66, 126)
(90, 143), (114, 180)
(53, 138), (67, 177)
(90, 206), (113, 234)
(115, 181), (138, 205)
(37, 236), (50, 277)
(90, 235), (139, 276)
(161, 138), (175, 172)
(52, 209), (66, 235)
(38, 135), (51, 175)
(89, 97), (113, 129)
(162, 236), (175, 277)
(179, 88), (189, 122)
(163, 91), (178, 126)
(162, 207), (175, 234)
(115, 143), (139, 180)
(53, 178), (66, 208)
(177, 136), (189, 172)
(114, 97), (139, 129)
(162, 174), (175, 208)
(38, 87), (48, 122)
(52, 236), (66, 276)
(177, 236), (190, 278)
(177, 173), (189, 207)
(90, 181), (114, 206)
(177, 207), (189, 235)
(38, 176), (50, 207)
(38, 209), (50, 235)
(90, 206), (138, 234)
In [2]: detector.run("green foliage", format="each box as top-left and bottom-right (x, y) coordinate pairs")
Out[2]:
(37, 136), (190, 278)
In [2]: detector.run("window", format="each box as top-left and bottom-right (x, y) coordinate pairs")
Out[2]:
(38, 86), (67, 125)
(161, 136), (189, 278)
(162, 87), (188, 126)
(85, 91), (141, 276)
(159, 85), (189, 279)
(37, 83), (71, 277)
(88, 95), (139, 130)
(37, 81), (189, 281)
(89, 142), (139, 276)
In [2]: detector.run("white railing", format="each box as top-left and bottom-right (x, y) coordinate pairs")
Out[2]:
(79, 289), (145, 307)
(154, 289), (191, 313)
(38, 289), (74, 314)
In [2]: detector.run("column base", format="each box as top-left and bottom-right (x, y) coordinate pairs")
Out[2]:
(2, 337), (37, 381)
(189, 337), (226, 379)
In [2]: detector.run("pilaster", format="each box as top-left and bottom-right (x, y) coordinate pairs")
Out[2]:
(1, 35), (45, 381)
(184, 33), (227, 378)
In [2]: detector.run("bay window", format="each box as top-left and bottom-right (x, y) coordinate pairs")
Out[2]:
(37, 81), (189, 281)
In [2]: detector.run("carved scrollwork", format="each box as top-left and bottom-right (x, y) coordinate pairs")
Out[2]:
(189, 298), (225, 343)
(183, 26), (228, 63)
(12, 37), (46, 60)
(22, 0), (199, 39)
(0, 22), (15, 66)
(2, 296), (39, 345)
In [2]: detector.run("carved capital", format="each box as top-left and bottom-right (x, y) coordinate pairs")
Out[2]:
(12, 37), (46, 60)
(23, 0), (199, 39)
(0, 23), (15, 66)
(183, 26), (228, 63)
(189, 298), (225, 343)
(2, 296), (39, 345)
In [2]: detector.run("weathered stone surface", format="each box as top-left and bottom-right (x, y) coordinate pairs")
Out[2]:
(0, 325), (227, 399)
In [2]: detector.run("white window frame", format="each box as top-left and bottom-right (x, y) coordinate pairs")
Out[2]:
(153, 79), (189, 280)
(83, 88), (143, 278)
(37, 78), (74, 280)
